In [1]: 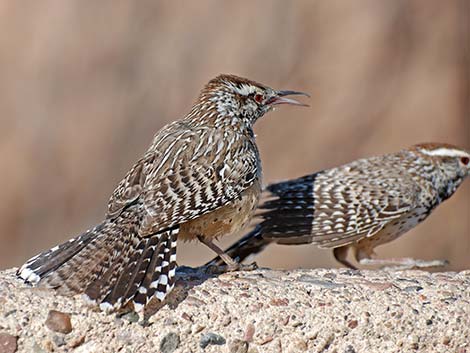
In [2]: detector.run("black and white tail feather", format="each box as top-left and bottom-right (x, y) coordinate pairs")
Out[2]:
(17, 216), (178, 312)
(206, 174), (318, 266)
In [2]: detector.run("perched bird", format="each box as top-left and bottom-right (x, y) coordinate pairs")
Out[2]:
(17, 74), (308, 311)
(208, 143), (470, 269)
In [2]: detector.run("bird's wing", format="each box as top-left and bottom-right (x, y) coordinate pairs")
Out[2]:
(309, 173), (418, 248)
(107, 123), (259, 237)
(258, 163), (420, 248)
(107, 152), (156, 218)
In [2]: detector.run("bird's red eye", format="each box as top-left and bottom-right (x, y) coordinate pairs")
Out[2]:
(254, 94), (263, 103)
(461, 157), (470, 165)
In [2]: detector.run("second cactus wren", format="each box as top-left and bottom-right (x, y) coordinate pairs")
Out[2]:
(17, 74), (308, 312)
(208, 143), (470, 269)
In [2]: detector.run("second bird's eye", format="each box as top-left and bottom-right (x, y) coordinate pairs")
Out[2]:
(460, 157), (469, 165)
(254, 94), (263, 103)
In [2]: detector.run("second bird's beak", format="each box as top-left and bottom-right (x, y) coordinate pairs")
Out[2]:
(267, 90), (310, 107)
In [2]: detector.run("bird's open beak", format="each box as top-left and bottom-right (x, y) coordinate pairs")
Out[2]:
(267, 90), (310, 107)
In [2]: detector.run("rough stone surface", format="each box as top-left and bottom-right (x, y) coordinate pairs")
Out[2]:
(0, 267), (469, 352)
(229, 339), (249, 353)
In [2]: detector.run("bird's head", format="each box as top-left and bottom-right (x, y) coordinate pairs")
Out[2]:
(412, 142), (470, 200)
(192, 74), (309, 128)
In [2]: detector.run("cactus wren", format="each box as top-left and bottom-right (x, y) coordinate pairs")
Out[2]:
(17, 74), (308, 311)
(208, 143), (470, 269)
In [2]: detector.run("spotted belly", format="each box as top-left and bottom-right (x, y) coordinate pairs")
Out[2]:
(178, 180), (261, 241)
(354, 207), (431, 251)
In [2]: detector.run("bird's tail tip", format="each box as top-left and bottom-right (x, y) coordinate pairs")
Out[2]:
(17, 265), (42, 285)
(16, 220), (179, 312)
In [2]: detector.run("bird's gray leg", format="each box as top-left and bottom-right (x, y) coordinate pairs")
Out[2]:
(333, 246), (357, 269)
(198, 236), (257, 272)
(354, 246), (448, 269)
(359, 257), (449, 270)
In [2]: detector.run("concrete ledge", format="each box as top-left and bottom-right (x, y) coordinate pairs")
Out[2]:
(0, 267), (469, 352)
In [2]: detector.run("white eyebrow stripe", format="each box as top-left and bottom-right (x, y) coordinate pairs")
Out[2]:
(233, 84), (256, 96)
(420, 148), (468, 158)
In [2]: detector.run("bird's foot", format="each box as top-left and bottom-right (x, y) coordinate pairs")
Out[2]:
(227, 261), (258, 272)
(359, 257), (449, 270)
(202, 261), (258, 275)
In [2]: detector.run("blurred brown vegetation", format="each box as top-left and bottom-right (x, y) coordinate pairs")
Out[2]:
(0, 1), (468, 270)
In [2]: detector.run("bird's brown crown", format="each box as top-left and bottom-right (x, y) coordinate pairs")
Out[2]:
(206, 74), (268, 91)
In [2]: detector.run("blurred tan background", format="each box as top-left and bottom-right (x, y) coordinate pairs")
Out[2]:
(1, 1), (468, 271)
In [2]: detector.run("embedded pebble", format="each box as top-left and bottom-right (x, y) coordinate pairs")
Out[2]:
(0, 333), (17, 353)
(348, 320), (358, 329)
(244, 323), (255, 342)
(403, 285), (424, 292)
(191, 324), (205, 334)
(159, 332), (180, 353)
(222, 315), (232, 326)
(200, 332), (226, 349)
(45, 310), (72, 334)
(51, 334), (65, 347)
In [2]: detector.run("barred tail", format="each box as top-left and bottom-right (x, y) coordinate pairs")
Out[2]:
(17, 221), (121, 292)
(17, 218), (178, 312)
(99, 228), (178, 312)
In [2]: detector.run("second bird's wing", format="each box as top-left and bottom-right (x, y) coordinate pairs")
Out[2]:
(258, 164), (420, 248)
